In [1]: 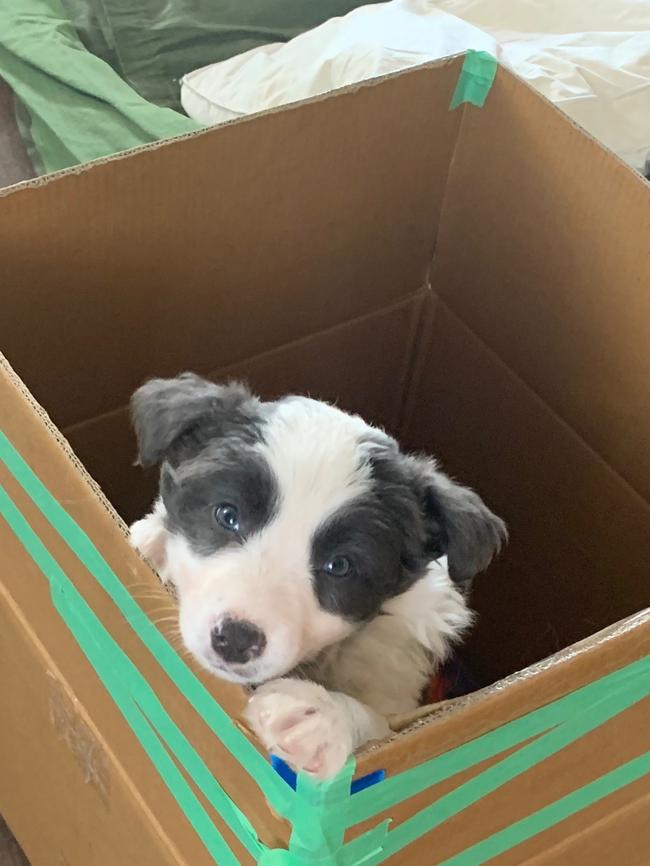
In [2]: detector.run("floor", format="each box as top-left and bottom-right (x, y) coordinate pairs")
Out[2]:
(0, 818), (29, 866)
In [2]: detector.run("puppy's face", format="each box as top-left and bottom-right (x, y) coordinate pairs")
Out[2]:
(130, 375), (506, 684)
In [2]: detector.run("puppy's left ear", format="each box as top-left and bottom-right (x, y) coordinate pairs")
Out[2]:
(130, 373), (259, 468)
(410, 456), (507, 589)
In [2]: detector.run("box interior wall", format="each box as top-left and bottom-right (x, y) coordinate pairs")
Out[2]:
(2, 60), (647, 689)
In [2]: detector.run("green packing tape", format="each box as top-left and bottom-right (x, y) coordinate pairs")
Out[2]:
(289, 764), (358, 864)
(0, 431), (292, 817)
(348, 654), (650, 826)
(266, 763), (391, 866)
(319, 659), (650, 866)
(1, 430), (649, 866)
(0, 483), (251, 866)
(436, 750), (650, 866)
(339, 822), (391, 866)
(450, 50), (497, 110)
(355, 661), (650, 866)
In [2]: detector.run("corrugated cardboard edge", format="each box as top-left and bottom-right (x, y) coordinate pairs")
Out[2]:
(0, 353), (130, 538)
(356, 613), (650, 789)
(2, 53), (646, 204)
(383, 608), (650, 737)
(0, 55), (462, 200)
(0, 352), (286, 858)
(0, 351), (174, 595)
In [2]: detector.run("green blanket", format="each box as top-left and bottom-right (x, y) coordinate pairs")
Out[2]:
(0, 0), (200, 174)
(0, 0), (381, 175)
(63, 0), (384, 112)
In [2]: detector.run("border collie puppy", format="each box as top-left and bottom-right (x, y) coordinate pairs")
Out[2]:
(129, 374), (506, 778)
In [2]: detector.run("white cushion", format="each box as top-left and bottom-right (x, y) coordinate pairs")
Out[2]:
(181, 0), (650, 172)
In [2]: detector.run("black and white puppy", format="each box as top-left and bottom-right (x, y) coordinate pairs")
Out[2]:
(129, 374), (506, 778)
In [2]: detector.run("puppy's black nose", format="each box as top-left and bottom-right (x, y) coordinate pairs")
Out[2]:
(211, 618), (266, 664)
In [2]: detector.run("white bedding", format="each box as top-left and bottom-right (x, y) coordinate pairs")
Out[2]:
(181, 0), (650, 173)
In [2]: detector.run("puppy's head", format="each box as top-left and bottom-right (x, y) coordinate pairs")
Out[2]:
(130, 374), (506, 684)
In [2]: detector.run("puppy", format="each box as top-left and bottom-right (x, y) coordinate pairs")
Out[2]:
(129, 374), (506, 778)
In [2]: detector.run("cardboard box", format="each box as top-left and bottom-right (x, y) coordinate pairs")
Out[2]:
(0, 54), (649, 866)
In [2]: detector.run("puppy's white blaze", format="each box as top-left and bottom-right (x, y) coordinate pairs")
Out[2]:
(168, 530), (353, 682)
(258, 397), (374, 524)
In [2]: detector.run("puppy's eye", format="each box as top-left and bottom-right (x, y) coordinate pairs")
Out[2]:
(323, 555), (352, 577)
(214, 504), (240, 533)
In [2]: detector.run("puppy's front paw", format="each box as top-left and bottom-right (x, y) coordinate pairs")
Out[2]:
(244, 679), (354, 780)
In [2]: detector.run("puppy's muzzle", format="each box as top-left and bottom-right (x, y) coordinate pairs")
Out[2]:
(210, 617), (267, 664)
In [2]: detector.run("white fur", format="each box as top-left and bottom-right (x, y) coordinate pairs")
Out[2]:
(242, 562), (470, 778)
(245, 679), (390, 779)
(130, 396), (473, 778)
(129, 498), (171, 577)
(308, 561), (472, 715)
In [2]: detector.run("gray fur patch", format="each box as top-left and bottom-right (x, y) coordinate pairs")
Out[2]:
(402, 453), (507, 590)
(310, 444), (507, 620)
(130, 373), (263, 468)
(161, 442), (279, 555)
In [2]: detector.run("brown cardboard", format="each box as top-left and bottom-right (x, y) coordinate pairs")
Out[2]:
(431, 71), (650, 502)
(0, 361), (288, 865)
(0, 60), (460, 431)
(0, 55), (648, 866)
(523, 786), (650, 866)
(401, 298), (650, 685)
(62, 294), (426, 525)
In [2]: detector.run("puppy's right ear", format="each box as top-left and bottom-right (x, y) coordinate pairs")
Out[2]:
(130, 373), (259, 468)
(404, 455), (507, 591)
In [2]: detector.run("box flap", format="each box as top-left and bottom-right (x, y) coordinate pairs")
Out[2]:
(430, 64), (650, 502)
(0, 58), (462, 431)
